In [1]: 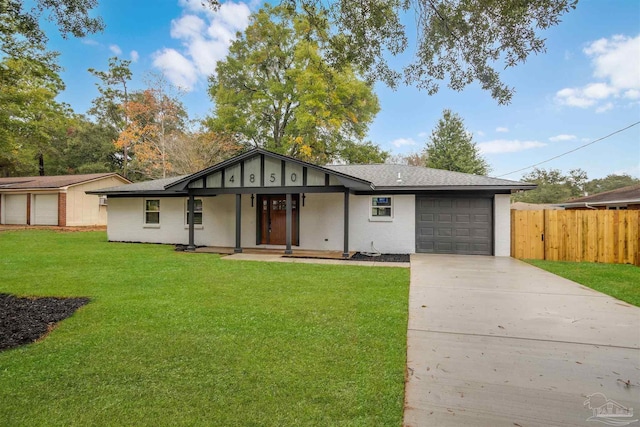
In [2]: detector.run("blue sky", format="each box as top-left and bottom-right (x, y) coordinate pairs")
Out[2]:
(45, 0), (639, 180)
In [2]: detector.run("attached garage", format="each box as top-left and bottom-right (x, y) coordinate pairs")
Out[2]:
(416, 196), (493, 255)
(33, 194), (59, 225)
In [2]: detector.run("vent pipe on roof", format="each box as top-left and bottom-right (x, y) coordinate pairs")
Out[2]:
(396, 172), (402, 184)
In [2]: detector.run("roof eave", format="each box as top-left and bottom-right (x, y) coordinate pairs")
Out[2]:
(555, 198), (640, 207)
(86, 190), (188, 196)
(372, 185), (537, 192)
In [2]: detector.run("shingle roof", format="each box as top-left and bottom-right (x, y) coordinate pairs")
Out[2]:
(324, 164), (533, 189)
(92, 175), (187, 193)
(557, 184), (640, 206)
(0, 173), (127, 189)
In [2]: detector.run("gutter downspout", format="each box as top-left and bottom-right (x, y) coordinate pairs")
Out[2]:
(584, 203), (598, 210)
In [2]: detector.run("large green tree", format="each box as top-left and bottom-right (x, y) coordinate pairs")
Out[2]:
(0, 56), (71, 176)
(423, 109), (490, 175)
(207, 4), (383, 164)
(205, 0), (577, 104)
(88, 57), (133, 176)
(1, 0), (103, 57)
(513, 168), (588, 203)
(584, 174), (640, 195)
(45, 115), (120, 175)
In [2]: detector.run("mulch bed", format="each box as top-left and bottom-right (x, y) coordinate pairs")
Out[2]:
(0, 294), (89, 351)
(350, 252), (410, 263)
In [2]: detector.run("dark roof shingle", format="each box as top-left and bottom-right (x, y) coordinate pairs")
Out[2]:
(324, 164), (532, 189)
(558, 184), (640, 205)
(0, 173), (127, 189)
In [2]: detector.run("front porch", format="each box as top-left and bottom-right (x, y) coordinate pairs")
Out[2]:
(194, 246), (356, 260)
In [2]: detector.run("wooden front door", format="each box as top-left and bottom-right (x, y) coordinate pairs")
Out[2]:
(259, 195), (299, 245)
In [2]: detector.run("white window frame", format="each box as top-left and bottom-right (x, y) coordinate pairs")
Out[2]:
(369, 196), (393, 222)
(144, 199), (161, 227)
(185, 198), (204, 229)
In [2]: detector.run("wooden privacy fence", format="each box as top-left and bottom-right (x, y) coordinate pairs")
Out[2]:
(511, 210), (640, 266)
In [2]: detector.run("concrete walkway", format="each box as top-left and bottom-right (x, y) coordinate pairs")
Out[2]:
(405, 254), (640, 427)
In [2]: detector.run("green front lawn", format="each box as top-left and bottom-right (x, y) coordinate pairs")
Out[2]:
(526, 260), (640, 307)
(0, 230), (409, 426)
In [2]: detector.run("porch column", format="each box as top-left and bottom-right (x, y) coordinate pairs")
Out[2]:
(235, 193), (242, 253)
(285, 193), (293, 254)
(186, 193), (196, 251)
(343, 190), (349, 258)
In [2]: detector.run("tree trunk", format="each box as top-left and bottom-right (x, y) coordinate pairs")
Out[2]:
(38, 153), (45, 176)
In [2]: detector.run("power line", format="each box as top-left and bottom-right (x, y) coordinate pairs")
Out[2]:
(495, 121), (640, 178)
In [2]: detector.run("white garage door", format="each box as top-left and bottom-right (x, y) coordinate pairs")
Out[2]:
(4, 194), (28, 224)
(33, 194), (59, 225)
(416, 196), (493, 255)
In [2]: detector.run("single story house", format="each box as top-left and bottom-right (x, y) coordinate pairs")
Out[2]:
(90, 148), (535, 256)
(0, 173), (130, 226)
(555, 184), (640, 210)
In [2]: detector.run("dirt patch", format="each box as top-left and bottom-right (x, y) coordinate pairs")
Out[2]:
(0, 294), (89, 351)
(350, 252), (410, 263)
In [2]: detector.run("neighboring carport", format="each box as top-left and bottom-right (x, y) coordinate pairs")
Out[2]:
(404, 254), (640, 426)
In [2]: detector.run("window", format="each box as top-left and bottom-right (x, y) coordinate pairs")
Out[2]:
(186, 199), (203, 225)
(144, 199), (160, 225)
(370, 196), (393, 221)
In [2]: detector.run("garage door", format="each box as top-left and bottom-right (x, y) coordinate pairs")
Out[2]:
(4, 194), (28, 224)
(416, 196), (493, 255)
(33, 194), (58, 225)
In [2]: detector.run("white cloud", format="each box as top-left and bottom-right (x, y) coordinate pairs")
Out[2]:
(130, 50), (139, 62)
(153, 2), (252, 91)
(476, 130), (486, 137)
(417, 131), (428, 138)
(595, 102), (614, 113)
(555, 34), (640, 111)
(82, 39), (100, 46)
(152, 48), (199, 89)
(109, 44), (122, 55)
(391, 138), (417, 148)
(548, 134), (576, 142)
(477, 139), (547, 154)
(495, 127), (509, 133)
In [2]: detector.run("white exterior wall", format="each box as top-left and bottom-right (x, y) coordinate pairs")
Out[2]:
(349, 194), (416, 254)
(298, 193), (344, 251)
(67, 176), (127, 226)
(106, 193), (417, 254)
(106, 193), (508, 255)
(494, 194), (511, 256)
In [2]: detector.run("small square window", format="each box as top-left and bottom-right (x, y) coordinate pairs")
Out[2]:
(145, 199), (160, 225)
(370, 196), (393, 221)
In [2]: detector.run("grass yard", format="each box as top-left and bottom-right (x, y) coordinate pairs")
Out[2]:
(0, 230), (409, 426)
(526, 260), (640, 307)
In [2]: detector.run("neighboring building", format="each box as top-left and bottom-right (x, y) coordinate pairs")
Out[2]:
(89, 149), (535, 256)
(555, 184), (640, 210)
(510, 202), (563, 210)
(0, 173), (131, 226)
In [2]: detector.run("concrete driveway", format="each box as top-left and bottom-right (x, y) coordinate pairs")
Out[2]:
(404, 255), (640, 427)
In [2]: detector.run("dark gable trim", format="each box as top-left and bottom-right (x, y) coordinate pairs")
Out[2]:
(103, 192), (190, 198)
(190, 186), (345, 196)
(164, 147), (373, 191)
